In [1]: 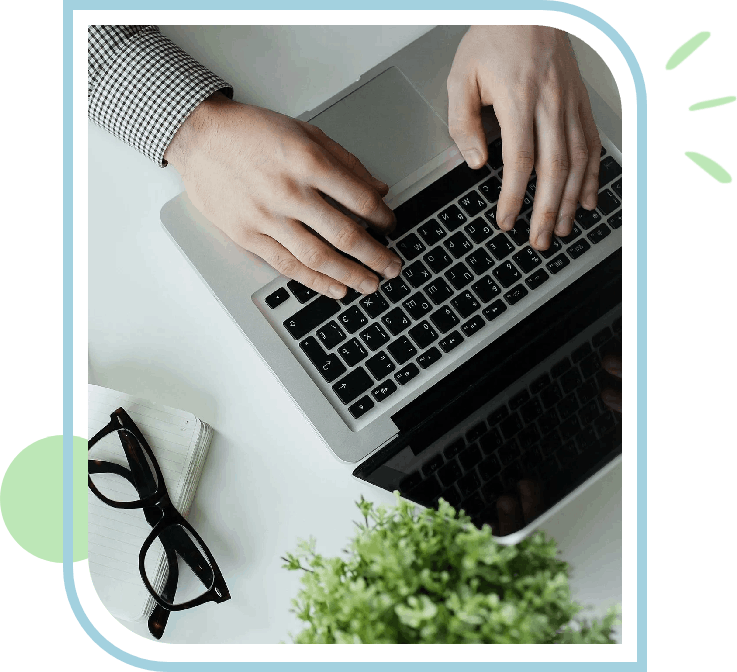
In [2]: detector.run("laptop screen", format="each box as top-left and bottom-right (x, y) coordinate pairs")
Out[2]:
(353, 251), (622, 538)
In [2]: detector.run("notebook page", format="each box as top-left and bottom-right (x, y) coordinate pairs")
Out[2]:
(87, 385), (202, 622)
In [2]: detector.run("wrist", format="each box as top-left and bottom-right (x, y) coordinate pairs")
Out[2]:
(164, 90), (231, 173)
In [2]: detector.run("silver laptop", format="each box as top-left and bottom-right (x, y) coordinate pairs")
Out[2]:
(160, 26), (622, 543)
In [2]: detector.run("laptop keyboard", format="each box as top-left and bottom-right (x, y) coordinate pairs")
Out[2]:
(258, 138), (622, 425)
(394, 310), (622, 533)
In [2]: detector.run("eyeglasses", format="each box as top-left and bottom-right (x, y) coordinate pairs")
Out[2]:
(88, 408), (230, 639)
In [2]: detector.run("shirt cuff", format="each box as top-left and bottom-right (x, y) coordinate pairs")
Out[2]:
(88, 27), (233, 167)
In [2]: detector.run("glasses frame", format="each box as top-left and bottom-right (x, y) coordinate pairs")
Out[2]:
(88, 408), (230, 615)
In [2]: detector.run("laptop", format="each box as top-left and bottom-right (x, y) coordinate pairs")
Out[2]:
(160, 26), (622, 543)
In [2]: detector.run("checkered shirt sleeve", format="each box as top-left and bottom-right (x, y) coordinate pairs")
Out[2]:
(88, 25), (233, 166)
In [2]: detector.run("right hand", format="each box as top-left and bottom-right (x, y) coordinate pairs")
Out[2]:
(163, 93), (402, 299)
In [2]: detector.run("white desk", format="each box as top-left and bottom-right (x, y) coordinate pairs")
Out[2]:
(88, 26), (622, 644)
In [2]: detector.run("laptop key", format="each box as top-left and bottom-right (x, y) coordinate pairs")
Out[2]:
(479, 428), (504, 454)
(520, 398), (543, 424)
(608, 211), (622, 229)
(538, 237), (562, 259)
(316, 321), (346, 349)
(349, 395), (374, 419)
(464, 218), (494, 244)
(439, 330), (464, 352)
(430, 306), (460, 333)
(575, 207), (602, 230)
(457, 471), (481, 498)
(395, 363), (420, 386)
(477, 454), (502, 481)
(450, 290), (481, 319)
(265, 287), (289, 309)
(461, 315), (485, 337)
(537, 409), (560, 436)
(408, 321), (438, 349)
(418, 219), (446, 246)
(465, 248), (495, 275)
(599, 155), (622, 187)
(422, 454), (445, 477)
(509, 390), (530, 410)
(417, 346), (442, 369)
(531, 373), (550, 395)
(337, 338), (367, 366)
(482, 299), (507, 322)
(588, 223), (611, 245)
(597, 189), (620, 216)
(438, 204), (467, 232)
(300, 337), (347, 383)
(513, 247), (542, 273)
(403, 292), (433, 320)
(337, 304), (368, 334)
(551, 358), (571, 378)
(443, 438), (465, 459)
(612, 179), (622, 199)
(520, 192), (534, 215)
(425, 278), (454, 305)
(365, 351), (395, 379)
(399, 471), (422, 494)
(340, 288), (361, 305)
(525, 268), (549, 290)
(486, 233), (516, 260)
(284, 295), (341, 340)
(371, 379), (397, 402)
(558, 225), (582, 245)
(458, 190), (487, 217)
(467, 423), (487, 443)
(444, 231), (474, 259)
(360, 323), (390, 351)
(437, 460), (463, 487)
(580, 352), (601, 379)
(381, 277), (412, 303)
(493, 260), (522, 288)
(487, 138), (503, 170)
(507, 219), (530, 246)
(572, 343), (593, 362)
(567, 239), (591, 259)
(517, 425), (540, 450)
(402, 260), (432, 288)
(499, 412), (523, 440)
(546, 254), (570, 275)
(488, 406), (509, 425)
(484, 206), (499, 229)
(287, 279), (317, 303)
(592, 327), (612, 348)
(382, 307), (412, 336)
(387, 336), (417, 365)
(333, 367), (373, 404)
(557, 393), (580, 420)
(460, 492), (486, 516)
(471, 275), (501, 304)
(540, 383), (563, 409)
(396, 233), (426, 260)
(504, 284), (528, 305)
(560, 368), (583, 395)
(359, 291), (389, 318)
(423, 246), (454, 274)
(446, 263), (475, 291)
(478, 176), (502, 203)
(459, 444), (483, 470)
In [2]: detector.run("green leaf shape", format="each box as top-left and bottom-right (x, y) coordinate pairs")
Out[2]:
(685, 152), (732, 183)
(666, 32), (710, 69)
(689, 96), (736, 111)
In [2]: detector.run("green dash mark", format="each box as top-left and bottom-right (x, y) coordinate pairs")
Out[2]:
(666, 32), (710, 69)
(685, 152), (732, 183)
(689, 96), (736, 110)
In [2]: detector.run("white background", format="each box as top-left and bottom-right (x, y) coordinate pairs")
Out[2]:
(89, 26), (622, 643)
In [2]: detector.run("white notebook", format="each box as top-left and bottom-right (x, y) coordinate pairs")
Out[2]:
(87, 384), (214, 622)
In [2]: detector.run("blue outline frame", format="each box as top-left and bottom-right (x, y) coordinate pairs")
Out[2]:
(69, 0), (644, 672)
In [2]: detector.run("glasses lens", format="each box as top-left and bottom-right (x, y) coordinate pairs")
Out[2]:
(89, 428), (160, 503)
(143, 523), (218, 606)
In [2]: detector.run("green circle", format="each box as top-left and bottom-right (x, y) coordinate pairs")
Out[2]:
(1, 436), (88, 562)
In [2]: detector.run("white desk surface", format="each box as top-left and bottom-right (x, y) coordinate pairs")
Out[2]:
(88, 26), (622, 644)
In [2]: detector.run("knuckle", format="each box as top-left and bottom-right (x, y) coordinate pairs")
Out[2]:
(570, 144), (589, 167)
(301, 245), (328, 270)
(510, 150), (535, 175)
(355, 189), (383, 219)
(537, 209), (558, 229)
(272, 254), (299, 278)
(334, 222), (363, 252)
(549, 152), (570, 176)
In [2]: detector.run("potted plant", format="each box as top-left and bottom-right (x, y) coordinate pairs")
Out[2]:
(283, 495), (619, 643)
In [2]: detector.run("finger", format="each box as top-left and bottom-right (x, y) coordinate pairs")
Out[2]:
(601, 387), (622, 413)
(306, 146), (396, 233)
(554, 110), (589, 237)
(577, 97), (602, 210)
(495, 104), (535, 231)
(517, 479), (543, 523)
(601, 353), (622, 379)
(447, 71), (488, 169)
(304, 124), (390, 196)
(496, 494), (524, 537)
(529, 107), (569, 250)
(247, 233), (349, 299)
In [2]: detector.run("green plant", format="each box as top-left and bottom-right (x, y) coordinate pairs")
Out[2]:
(282, 494), (620, 643)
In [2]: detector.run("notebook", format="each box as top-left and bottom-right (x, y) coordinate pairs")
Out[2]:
(87, 384), (214, 622)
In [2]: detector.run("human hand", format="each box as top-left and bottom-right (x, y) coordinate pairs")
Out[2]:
(163, 93), (401, 299)
(600, 353), (622, 413)
(447, 26), (602, 250)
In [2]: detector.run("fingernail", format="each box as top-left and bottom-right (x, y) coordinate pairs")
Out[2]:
(463, 149), (482, 168)
(329, 284), (346, 299)
(501, 215), (514, 230)
(555, 216), (572, 235)
(536, 230), (551, 248)
(359, 277), (379, 294)
(584, 195), (597, 210)
(383, 260), (402, 279)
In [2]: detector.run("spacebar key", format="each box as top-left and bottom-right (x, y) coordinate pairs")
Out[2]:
(283, 295), (340, 340)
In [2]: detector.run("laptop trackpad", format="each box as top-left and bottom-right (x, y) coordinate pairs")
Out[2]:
(308, 67), (454, 188)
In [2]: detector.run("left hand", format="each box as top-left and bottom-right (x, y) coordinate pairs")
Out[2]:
(446, 26), (602, 250)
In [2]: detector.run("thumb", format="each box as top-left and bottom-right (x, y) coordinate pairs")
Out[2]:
(447, 76), (488, 169)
